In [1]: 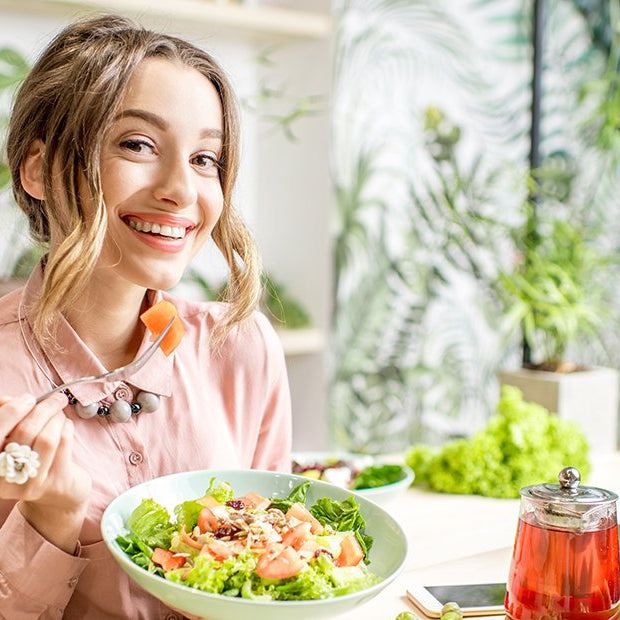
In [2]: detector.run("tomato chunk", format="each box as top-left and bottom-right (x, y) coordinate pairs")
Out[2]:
(281, 522), (313, 550)
(286, 502), (323, 534)
(197, 506), (218, 533)
(238, 491), (271, 511)
(151, 547), (186, 571)
(140, 300), (185, 356)
(334, 533), (364, 567)
(256, 543), (305, 580)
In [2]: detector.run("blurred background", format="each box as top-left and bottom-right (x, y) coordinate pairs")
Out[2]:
(1, 0), (619, 460)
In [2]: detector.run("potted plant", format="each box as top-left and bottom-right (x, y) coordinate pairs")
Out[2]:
(498, 213), (620, 452)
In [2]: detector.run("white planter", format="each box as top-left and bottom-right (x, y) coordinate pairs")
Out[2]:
(499, 367), (619, 453)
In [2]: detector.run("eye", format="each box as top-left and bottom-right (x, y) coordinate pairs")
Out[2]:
(119, 138), (155, 154)
(192, 151), (220, 171)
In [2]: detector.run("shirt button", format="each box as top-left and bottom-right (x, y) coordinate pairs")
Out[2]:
(68, 577), (79, 588)
(128, 451), (143, 466)
(114, 385), (131, 401)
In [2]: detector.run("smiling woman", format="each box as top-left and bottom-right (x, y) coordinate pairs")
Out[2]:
(0, 14), (292, 620)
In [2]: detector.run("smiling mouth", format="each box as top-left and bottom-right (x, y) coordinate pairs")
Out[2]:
(124, 217), (191, 240)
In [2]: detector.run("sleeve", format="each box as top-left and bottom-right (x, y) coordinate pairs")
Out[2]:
(250, 314), (292, 473)
(0, 504), (89, 619)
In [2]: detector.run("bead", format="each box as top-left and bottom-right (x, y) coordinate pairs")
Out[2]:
(63, 390), (78, 406)
(75, 402), (99, 419)
(131, 402), (142, 414)
(97, 405), (110, 417)
(109, 399), (132, 423)
(136, 391), (160, 414)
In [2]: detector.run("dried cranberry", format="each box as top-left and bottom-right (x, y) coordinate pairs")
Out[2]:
(226, 499), (245, 510)
(214, 525), (236, 538)
(313, 549), (334, 560)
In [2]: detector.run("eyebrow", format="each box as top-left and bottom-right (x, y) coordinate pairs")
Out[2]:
(115, 108), (223, 140)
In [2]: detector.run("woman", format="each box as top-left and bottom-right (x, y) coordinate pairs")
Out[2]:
(0, 14), (292, 619)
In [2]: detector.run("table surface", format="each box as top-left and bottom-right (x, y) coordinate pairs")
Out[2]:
(337, 452), (620, 620)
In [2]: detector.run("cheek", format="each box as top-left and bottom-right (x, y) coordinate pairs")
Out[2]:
(202, 184), (225, 230)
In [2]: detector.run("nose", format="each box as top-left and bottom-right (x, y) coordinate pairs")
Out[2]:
(152, 154), (197, 208)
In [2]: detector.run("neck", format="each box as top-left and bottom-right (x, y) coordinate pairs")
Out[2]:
(64, 271), (149, 371)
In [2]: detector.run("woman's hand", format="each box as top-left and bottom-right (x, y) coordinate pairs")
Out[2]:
(0, 393), (91, 553)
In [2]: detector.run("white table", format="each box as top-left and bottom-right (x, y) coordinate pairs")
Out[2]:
(338, 453), (620, 619)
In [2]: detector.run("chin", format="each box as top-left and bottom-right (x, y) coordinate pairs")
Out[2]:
(127, 266), (185, 292)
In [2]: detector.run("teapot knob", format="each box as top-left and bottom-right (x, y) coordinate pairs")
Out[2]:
(559, 466), (581, 491)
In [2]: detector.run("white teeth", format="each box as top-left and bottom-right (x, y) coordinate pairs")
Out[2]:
(126, 218), (186, 239)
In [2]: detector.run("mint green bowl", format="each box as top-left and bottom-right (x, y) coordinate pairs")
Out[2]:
(101, 469), (407, 620)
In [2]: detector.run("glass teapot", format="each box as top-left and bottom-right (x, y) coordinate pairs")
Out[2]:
(505, 467), (620, 620)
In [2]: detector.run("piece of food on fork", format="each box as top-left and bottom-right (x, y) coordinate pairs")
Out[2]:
(140, 300), (185, 357)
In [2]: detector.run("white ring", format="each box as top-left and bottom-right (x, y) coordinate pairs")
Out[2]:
(0, 442), (40, 484)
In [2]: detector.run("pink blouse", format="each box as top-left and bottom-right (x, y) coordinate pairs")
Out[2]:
(0, 265), (292, 619)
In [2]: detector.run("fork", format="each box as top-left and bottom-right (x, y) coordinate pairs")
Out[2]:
(35, 316), (175, 403)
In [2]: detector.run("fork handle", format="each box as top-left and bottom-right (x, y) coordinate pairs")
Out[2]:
(36, 376), (102, 403)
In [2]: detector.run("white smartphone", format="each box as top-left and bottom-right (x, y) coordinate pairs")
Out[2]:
(406, 582), (506, 617)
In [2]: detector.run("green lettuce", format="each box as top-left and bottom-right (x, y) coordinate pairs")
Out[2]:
(174, 500), (203, 530)
(204, 477), (235, 503)
(167, 550), (258, 596)
(126, 498), (176, 549)
(350, 464), (407, 489)
(115, 534), (159, 574)
(269, 480), (311, 512)
(310, 496), (373, 559)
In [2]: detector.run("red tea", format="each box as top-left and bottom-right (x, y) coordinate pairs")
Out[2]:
(505, 516), (620, 619)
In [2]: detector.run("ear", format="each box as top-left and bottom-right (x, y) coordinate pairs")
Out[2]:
(20, 139), (46, 200)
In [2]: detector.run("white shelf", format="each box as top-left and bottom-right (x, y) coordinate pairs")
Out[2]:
(277, 327), (325, 356)
(0, 0), (332, 41)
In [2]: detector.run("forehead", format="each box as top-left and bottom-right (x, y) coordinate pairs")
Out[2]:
(119, 57), (223, 132)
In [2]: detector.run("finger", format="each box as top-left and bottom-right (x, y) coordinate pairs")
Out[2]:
(27, 412), (67, 485)
(0, 394), (37, 439)
(54, 418), (74, 473)
(5, 393), (66, 448)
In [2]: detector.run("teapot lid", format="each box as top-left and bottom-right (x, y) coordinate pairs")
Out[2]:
(521, 467), (618, 505)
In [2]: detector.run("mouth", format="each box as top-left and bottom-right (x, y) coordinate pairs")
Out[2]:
(123, 216), (194, 240)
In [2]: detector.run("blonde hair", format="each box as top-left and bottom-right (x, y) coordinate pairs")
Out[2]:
(7, 14), (261, 347)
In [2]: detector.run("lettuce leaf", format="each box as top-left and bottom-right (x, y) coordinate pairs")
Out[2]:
(350, 464), (407, 489)
(126, 498), (176, 549)
(167, 550), (258, 596)
(173, 500), (203, 530)
(204, 477), (235, 503)
(115, 534), (163, 576)
(269, 480), (311, 513)
(310, 496), (373, 558)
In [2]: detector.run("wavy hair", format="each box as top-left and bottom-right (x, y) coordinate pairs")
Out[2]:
(7, 14), (261, 347)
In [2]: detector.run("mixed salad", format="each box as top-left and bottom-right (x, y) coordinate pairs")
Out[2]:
(116, 478), (382, 601)
(292, 456), (409, 490)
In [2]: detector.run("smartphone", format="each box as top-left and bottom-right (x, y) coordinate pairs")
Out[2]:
(406, 582), (506, 617)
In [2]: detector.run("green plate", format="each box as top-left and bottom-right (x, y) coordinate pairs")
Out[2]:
(101, 469), (407, 620)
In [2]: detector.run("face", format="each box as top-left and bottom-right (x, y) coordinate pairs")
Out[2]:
(97, 57), (224, 291)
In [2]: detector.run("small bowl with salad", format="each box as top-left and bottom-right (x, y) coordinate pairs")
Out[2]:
(101, 469), (407, 620)
(292, 452), (415, 504)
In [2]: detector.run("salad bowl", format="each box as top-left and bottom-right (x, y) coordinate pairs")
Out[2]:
(101, 469), (408, 620)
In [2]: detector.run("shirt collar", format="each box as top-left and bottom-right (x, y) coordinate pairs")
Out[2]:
(21, 262), (173, 405)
